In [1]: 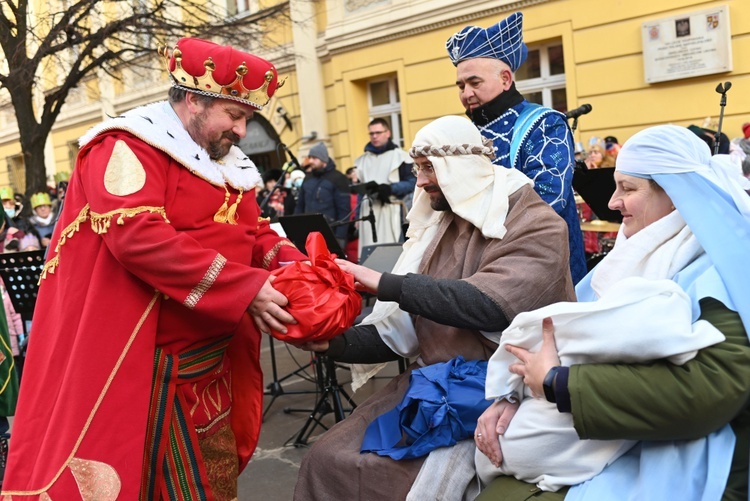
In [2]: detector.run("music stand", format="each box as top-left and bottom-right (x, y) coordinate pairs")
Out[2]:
(573, 167), (623, 223)
(278, 214), (346, 258)
(0, 251), (45, 337)
(284, 354), (357, 447)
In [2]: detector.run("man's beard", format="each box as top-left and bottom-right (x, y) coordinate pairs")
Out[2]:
(207, 131), (240, 160)
(188, 110), (240, 160)
(425, 187), (451, 211)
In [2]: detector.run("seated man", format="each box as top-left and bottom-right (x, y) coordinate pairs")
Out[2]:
(293, 115), (576, 500)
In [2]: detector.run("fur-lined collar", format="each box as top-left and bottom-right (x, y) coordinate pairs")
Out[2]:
(79, 101), (261, 191)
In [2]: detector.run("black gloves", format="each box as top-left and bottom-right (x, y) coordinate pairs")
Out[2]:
(376, 183), (392, 204)
(361, 181), (392, 204)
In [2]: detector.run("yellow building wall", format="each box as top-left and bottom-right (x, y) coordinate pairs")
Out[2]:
(5, 0), (750, 181)
(320, 0), (750, 164)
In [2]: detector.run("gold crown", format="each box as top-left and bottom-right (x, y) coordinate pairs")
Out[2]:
(159, 45), (285, 109)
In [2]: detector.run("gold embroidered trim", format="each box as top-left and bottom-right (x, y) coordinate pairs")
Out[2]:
(258, 216), (270, 223)
(1, 291), (161, 496)
(194, 407), (232, 435)
(40, 205), (170, 281)
(262, 240), (297, 270)
(185, 254), (227, 310)
(69, 457), (121, 501)
(89, 206), (170, 234)
(40, 205), (91, 281)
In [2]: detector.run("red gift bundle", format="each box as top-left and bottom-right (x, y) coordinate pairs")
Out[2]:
(269, 232), (361, 342)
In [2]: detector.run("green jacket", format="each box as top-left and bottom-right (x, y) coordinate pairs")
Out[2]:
(478, 297), (750, 500)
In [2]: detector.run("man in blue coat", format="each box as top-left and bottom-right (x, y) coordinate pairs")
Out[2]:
(447, 12), (586, 283)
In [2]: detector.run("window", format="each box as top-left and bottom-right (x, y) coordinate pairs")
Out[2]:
(227, 0), (255, 17)
(6, 154), (25, 194)
(67, 141), (80, 170)
(367, 77), (404, 147)
(515, 42), (568, 113)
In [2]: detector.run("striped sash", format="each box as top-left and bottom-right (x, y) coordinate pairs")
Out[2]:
(140, 336), (232, 501)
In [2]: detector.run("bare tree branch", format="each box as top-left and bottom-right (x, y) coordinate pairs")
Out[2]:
(0, 0), (296, 195)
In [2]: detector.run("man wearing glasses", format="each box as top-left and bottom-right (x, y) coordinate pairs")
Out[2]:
(354, 118), (416, 256)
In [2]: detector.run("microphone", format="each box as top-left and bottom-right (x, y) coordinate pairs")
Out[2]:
(280, 143), (301, 169)
(565, 104), (592, 120)
(366, 211), (377, 243)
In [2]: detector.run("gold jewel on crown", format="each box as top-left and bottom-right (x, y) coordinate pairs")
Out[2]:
(158, 45), (285, 109)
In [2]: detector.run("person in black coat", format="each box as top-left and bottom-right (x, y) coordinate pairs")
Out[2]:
(295, 142), (352, 249)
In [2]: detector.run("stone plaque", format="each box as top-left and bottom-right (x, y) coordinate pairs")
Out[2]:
(642, 5), (732, 84)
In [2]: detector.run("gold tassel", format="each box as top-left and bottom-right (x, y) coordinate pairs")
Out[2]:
(225, 189), (243, 225)
(214, 187), (231, 223)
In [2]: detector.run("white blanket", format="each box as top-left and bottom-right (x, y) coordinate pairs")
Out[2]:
(477, 277), (725, 492)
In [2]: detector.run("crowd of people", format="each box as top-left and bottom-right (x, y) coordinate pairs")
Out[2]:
(0, 9), (748, 501)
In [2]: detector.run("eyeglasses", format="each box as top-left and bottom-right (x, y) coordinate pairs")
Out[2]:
(411, 164), (435, 177)
(368, 130), (387, 136)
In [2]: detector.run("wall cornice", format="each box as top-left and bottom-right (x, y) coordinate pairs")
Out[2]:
(324, 0), (550, 55)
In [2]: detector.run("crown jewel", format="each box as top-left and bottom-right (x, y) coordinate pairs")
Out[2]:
(159, 42), (285, 110)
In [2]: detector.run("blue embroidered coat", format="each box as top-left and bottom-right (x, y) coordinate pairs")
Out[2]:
(477, 100), (587, 283)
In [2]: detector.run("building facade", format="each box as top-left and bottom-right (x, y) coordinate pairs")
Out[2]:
(1, 0), (748, 190)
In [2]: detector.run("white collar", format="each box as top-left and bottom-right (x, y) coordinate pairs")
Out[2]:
(79, 101), (261, 191)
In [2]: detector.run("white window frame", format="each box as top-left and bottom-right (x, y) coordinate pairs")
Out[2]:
(515, 42), (567, 110)
(227, 0), (257, 17)
(367, 76), (404, 147)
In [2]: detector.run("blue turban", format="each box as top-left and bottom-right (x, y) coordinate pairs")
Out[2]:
(446, 12), (528, 72)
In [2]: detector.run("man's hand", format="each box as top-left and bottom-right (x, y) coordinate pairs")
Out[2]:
(506, 317), (561, 398)
(248, 276), (296, 334)
(475, 399), (520, 468)
(335, 259), (382, 294)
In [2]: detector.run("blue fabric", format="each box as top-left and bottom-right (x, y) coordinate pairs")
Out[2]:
(479, 100), (586, 283)
(567, 425), (736, 501)
(446, 12), (528, 71)
(360, 356), (491, 460)
(650, 172), (750, 332)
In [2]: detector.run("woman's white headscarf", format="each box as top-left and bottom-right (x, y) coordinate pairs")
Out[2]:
(584, 124), (750, 333)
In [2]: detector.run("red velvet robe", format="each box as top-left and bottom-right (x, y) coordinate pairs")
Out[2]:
(2, 129), (305, 499)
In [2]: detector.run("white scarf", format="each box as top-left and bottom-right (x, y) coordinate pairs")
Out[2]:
(590, 210), (704, 297)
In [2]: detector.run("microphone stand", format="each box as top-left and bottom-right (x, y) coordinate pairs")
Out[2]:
(714, 81), (732, 155)
(568, 116), (580, 133)
(332, 193), (377, 244)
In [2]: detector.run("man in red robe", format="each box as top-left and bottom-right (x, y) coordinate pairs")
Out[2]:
(2, 38), (306, 500)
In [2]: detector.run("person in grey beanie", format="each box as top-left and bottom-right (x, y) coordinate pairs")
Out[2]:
(295, 142), (352, 254)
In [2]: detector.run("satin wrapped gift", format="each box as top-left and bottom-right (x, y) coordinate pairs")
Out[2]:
(269, 232), (361, 342)
(361, 356), (491, 460)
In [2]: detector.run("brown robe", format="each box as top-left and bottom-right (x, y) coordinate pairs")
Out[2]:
(294, 185), (575, 501)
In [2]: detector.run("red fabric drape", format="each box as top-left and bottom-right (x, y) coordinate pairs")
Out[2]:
(270, 232), (361, 342)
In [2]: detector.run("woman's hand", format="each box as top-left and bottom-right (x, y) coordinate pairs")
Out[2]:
(475, 399), (520, 467)
(335, 258), (382, 294)
(505, 317), (561, 398)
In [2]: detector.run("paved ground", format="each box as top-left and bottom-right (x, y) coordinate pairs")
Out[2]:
(238, 336), (399, 500)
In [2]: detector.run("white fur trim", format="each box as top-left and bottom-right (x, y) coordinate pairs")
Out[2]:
(79, 101), (261, 191)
